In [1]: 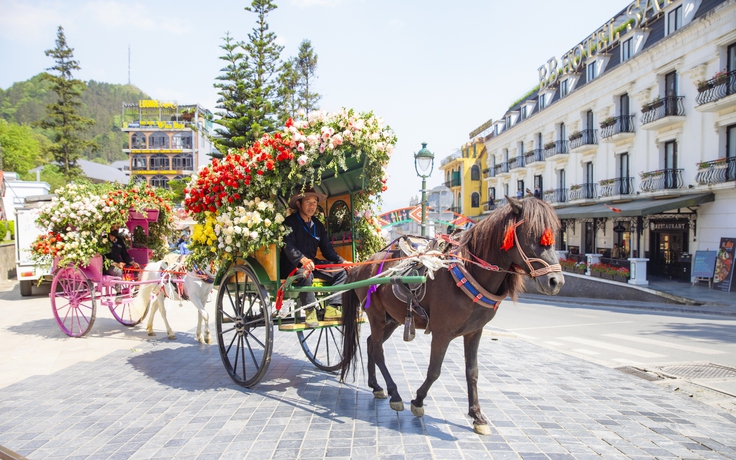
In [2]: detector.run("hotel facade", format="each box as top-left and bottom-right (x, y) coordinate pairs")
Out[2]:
(469, 0), (736, 283)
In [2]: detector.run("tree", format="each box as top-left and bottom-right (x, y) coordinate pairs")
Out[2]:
(213, 32), (251, 153)
(276, 58), (300, 124)
(39, 26), (98, 180)
(296, 40), (320, 114)
(242, 0), (284, 143)
(0, 120), (41, 176)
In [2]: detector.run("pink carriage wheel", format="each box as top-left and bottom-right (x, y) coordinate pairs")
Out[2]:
(50, 266), (96, 337)
(109, 283), (148, 326)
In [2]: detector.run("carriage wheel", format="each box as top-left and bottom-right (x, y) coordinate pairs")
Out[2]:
(297, 320), (345, 371)
(109, 284), (148, 326)
(216, 264), (273, 388)
(50, 267), (96, 337)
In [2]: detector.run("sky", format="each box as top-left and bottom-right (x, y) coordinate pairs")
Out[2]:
(0, 0), (630, 213)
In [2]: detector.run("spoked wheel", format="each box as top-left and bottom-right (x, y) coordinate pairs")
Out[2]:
(50, 267), (96, 337)
(109, 283), (148, 326)
(216, 264), (273, 388)
(297, 319), (345, 371)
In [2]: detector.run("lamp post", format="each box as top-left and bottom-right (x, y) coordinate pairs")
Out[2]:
(414, 142), (435, 236)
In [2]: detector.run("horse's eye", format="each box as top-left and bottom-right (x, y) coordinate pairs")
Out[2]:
(540, 228), (555, 246)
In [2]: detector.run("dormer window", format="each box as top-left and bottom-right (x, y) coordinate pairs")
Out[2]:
(622, 37), (632, 62)
(520, 106), (527, 120)
(667, 5), (682, 35)
(587, 61), (597, 82)
(506, 115), (512, 127)
(560, 79), (569, 97)
(538, 94), (546, 110)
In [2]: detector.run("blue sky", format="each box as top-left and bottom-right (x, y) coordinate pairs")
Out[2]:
(0, 0), (628, 212)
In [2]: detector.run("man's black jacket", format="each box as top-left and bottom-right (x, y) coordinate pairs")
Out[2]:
(104, 231), (133, 265)
(280, 212), (345, 277)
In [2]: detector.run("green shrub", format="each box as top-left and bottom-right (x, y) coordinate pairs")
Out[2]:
(0, 221), (7, 241)
(7, 220), (15, 240)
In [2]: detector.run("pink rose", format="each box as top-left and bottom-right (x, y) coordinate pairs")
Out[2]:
(297, 155), (308, 166)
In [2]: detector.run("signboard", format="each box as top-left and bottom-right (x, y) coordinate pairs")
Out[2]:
(713, 237), (736, 293)
(692, 251), (717, 278)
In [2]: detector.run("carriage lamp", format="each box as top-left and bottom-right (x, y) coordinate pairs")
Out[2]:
(414, 143), (435, 236)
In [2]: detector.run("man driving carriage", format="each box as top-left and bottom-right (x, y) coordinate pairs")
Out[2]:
(102, 223), (140, 278)
(280, 187), (348, 328)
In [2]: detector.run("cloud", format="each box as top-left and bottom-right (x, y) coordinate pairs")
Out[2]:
(0, 1), (72, 43)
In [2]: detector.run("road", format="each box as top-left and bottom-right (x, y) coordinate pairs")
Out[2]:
(488, 298), (736, 413)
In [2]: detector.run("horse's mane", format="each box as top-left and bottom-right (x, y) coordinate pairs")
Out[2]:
(458, 198), (560, 301)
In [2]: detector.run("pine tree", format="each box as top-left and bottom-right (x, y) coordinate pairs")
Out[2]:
(242, 0), (284, 143)
(213, 32), (251, 153)
(276, 58), (300, 124)
(296, 40), (320, 114)
(39, 26), (97, 179)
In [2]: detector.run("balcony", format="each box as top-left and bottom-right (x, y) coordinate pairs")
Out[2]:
(508, 156), (525, 171)
(600, 115), (635, 142)
(494, 162), (509, 176)
(484, 197), (506, 213)
(544, 141), (568, 160)
(568, 129), (598, 154)
(639, 168), (684, 192)
(568, 182), (598, 201)
(640, 96), (685, 130)
(543, 188), (569, 204)
(695, 157), (736, 185)
(483, 167), (494, 179)
(524, 148), (545, 165)
(695, 70), (736, 112)
(599, 177), (635, 197)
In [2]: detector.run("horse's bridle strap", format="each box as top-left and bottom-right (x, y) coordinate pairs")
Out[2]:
(512, 223), (562, 278)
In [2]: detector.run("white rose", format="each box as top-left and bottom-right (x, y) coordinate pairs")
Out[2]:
(250, 231), (258, 240)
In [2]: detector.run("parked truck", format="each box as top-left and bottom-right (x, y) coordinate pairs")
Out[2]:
(14, 195), (53, 296)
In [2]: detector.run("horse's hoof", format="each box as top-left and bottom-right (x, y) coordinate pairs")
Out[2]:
(389, 400), (404, 412)
(205, 338), (212, 344)
(147, 331), (155, 336)
(410, 403), (424, 417)
(473, 423), (492, 436)
(168, 334), (177, 340)
(373, 390), (387, 399)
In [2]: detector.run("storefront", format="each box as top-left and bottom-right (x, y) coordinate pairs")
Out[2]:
(647, 218), (691, 280)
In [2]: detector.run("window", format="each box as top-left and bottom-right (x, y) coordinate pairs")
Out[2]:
(538, 94), (545, 110)
(131, 132), (146, 149)
(559, 122), (566, 142)
(506, 115), (512, 127)
(172, 153), (193, 170)
(621, 37), (632, 62)
(149, 133), (169, 149)
(150, 175), (170, 189)
(727, 125), (735, 158)
(150, 154), (170, 170)
(560, 79), (568, 97)
(534, 175), (543, 196)
(516, 180), (525, 198)
(665, 71), (678, 115)
(586, 110), (594, 130)
(503, 148), (509, 163)
(558, 169), (566, 189)
(664, 141), (678, 189)
(471, 193), (480, 208)
(536, 133), (542, 148)
(132, 175), (147, 184)
(172, 133), (193, 149)
(131, 155), (147, 170)
(587, 61), (597, 82)
(471, 165), (480, 181)
(728, 43), (736, 73)
(667, 5), (682, 35)
(503, 183), (509, 197)
(619, 153), (630, 195)
(520, 106), (527, 120)
(489, 187), (496, 201)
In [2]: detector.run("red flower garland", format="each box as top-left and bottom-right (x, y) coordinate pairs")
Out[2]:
(540, 228), (555, 246)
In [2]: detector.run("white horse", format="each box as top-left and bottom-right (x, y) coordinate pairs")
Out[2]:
(133, 253), (215, 343)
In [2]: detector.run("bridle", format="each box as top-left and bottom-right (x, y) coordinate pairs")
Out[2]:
(506, 219), (562, 279)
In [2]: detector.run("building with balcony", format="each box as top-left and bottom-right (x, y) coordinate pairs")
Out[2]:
(472, 0), (736, 282)
(121, 100), (216, 188)
(438, 139), (488, 220)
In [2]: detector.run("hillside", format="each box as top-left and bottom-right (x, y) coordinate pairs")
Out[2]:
(0, 74), (150, 165)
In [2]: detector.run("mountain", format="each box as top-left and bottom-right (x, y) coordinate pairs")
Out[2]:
(0, 74), (150, 164)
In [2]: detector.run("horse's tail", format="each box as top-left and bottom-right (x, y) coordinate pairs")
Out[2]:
(339, 287), (361, 383)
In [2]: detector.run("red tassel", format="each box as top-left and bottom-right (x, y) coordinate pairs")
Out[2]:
(540, 228), (555, 246)
(501, 223), (515, 251)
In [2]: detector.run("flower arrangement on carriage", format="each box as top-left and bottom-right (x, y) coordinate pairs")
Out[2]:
(30, 182), (176, 270)
(183, 108), (397, 266)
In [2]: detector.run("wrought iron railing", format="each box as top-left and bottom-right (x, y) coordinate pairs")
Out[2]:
(600, 115), (635, 139)
(483, 168), (494, 179)
(524, 148), (545, 164)
(494, 162), (509, 175)
(696, 70), (736, 106)
(695, 157), (736, 185)
(543, 188), (568, 204)
(639, 168), (684, 192)
(568, 129), (598, 150)
(568, 182), (598, 200)
(544, 140), (568, 158)
(641, 96), (685, 124)
(599, 177), (635, 197)
(508, 156), (525, 170)
(484, 197), (506, 212)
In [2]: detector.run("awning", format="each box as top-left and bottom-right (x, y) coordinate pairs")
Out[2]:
(554, 193), (715, 220)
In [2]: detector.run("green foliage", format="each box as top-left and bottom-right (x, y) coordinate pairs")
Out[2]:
(276, 58), (300, 124)
(7, 220), (14, 240)
(0, 221), (7, 241)
(0, 119), (40, 175)
(38, 165), (68, 191)
(296, 39), (320, 114)
(213, 32), (251, 153)
(39, 26), (99, 180)
(508, 85), (540, 109)
(166, 179), (187, 205)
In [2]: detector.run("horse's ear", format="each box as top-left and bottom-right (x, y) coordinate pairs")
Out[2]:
(506, 195), (523, 216)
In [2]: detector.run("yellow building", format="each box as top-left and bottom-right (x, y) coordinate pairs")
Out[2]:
(121, 100), (215, 188)
(438, 139), (488, 220)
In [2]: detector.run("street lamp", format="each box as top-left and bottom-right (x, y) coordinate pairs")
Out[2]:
(414, 142), (434, 236)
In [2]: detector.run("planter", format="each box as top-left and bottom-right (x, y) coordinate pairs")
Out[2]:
(613, 275), (628, 283)
(602, 273), (614, 280)
(129, 209), (160, 221)
(574, 267), (586, 274)
(591, 271), (602, 278)
(651, 101), (663, 109)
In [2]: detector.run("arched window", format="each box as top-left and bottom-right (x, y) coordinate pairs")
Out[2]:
(150, 175), (170, 189)
(471, 165), (480, 181)
(172, 153), (193, 170)
(150, 154), (170, 170)
(133, 175), (148, 185)
(131, 155), (147, 170)
(131, 132), (147, 149)
(149, 133), (169, 149)
(172, 132), (193, 149)
(471, 192), (480, 208)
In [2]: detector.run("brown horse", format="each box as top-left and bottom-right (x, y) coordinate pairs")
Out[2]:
(340, 196), (564, 435)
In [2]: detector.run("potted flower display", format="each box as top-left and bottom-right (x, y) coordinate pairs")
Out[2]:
(600, 116), (616, 128)
(696, 80), (712, 93)
(613, 266), (630, 282)
(568, 130), (583, 141)
(544, 141), (556, 150)
(714, 69), (729, 85)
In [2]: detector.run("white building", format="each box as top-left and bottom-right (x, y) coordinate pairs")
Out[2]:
(480, 0), (736, 282)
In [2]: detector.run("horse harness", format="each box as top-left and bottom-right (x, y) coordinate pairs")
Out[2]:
(158, 260), (214, 302)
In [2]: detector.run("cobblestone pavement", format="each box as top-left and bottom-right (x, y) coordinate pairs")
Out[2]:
(2, 321), (736, 459)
